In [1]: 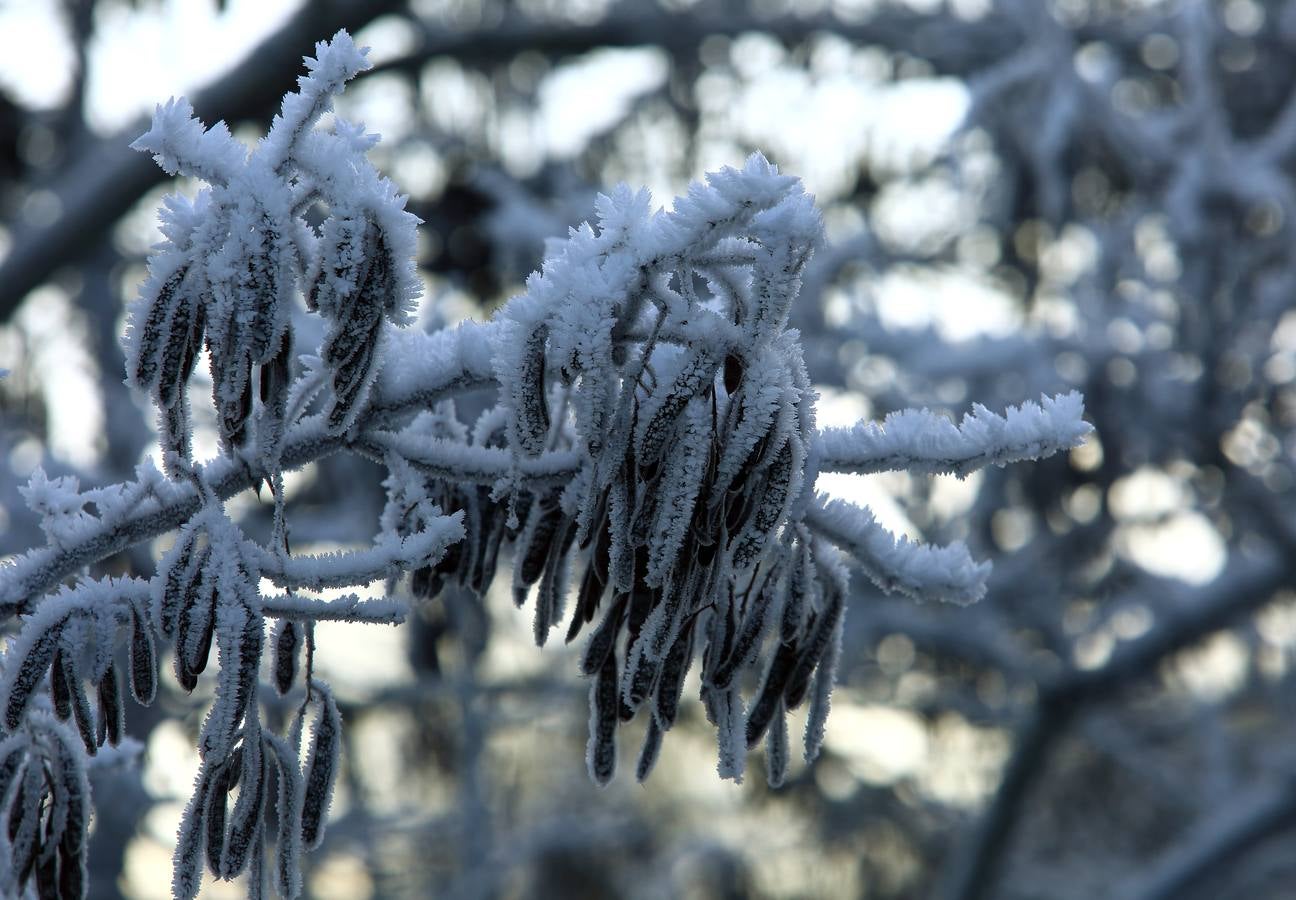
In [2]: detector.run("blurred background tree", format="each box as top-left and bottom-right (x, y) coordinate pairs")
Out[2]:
(3, 0), (1296, 897)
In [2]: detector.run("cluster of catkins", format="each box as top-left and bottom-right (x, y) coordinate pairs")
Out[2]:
(0, 32), (428, 900)
(390, 155), (847, 785)
(0, 26), (1094, 900)
(125, 31), (420, 476)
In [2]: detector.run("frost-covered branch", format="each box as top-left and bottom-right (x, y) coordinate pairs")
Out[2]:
(0, 28), (1093, 899)
(260, 594), (409, 625)
(805, 495), (992, 606)
(256, 517), (465, 592)
(0, 0), (405, 323)
(816, 391), (1092, 478)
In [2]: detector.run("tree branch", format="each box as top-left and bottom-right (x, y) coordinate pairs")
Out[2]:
(941, 555), (1287, 900)
(1120, 775), (1296, 900)
(0, 0), (406, 321)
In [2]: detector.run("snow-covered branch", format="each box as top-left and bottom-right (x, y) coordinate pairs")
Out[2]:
(816, 391), (1092, 478)
(805, 495), (992, 605)
(256, 516), (465, 592)
(0, 28), (1094, 899)
(260, 593), (409, 625)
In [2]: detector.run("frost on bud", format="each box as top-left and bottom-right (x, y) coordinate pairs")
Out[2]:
(219, 734), (266, 879)
(0, 718), (93, 899)
(154, 526), (201, 640)
(587, 650), (620, 786)
(635, 716), (664, 783)
(469, 156), (844, 782)
(264, 733), (304, 899)
(129, 601), (158, 706)
(97, 662), (124, 747)
(173, 766), (211, 900)
(272, 619), (302, 696)
(300, 683), (342, 851)
(2, 616), (65, 731)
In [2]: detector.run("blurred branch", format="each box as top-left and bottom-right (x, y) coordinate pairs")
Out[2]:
(0, 0), (406, 321)
(375, 5), (1024, 77)
(942, 555), (1287, 900)
(1121, 775), (1296, 900)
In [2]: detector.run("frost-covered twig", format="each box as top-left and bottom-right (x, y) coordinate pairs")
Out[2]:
(260, 594), (409, 625)
(805, 495), (992, 605)
(816, 391), (1092, 478)
(256, 517), (465, 592)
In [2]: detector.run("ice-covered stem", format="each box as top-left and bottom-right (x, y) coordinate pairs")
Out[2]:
(260, 593), (409, 625)
(815, 391), (1093, 478)
(129, 98), (245, 185)
(260, 29), (372, 173)
(805, 496), (991, 605)
(254, 515), (465, 591)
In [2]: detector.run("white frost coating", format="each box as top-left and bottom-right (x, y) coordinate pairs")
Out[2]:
(19, 468), (96, 547)
(805, 495), (992, 605)
(129, 97), (246, 184)
(376, 321), (500, 412)
(816, 391), (1092, 478)
(365, 430), (583, 487)
(260, 594), (408, 625)
(259, 29), (372, 172)
(257, 515), (465, 591)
